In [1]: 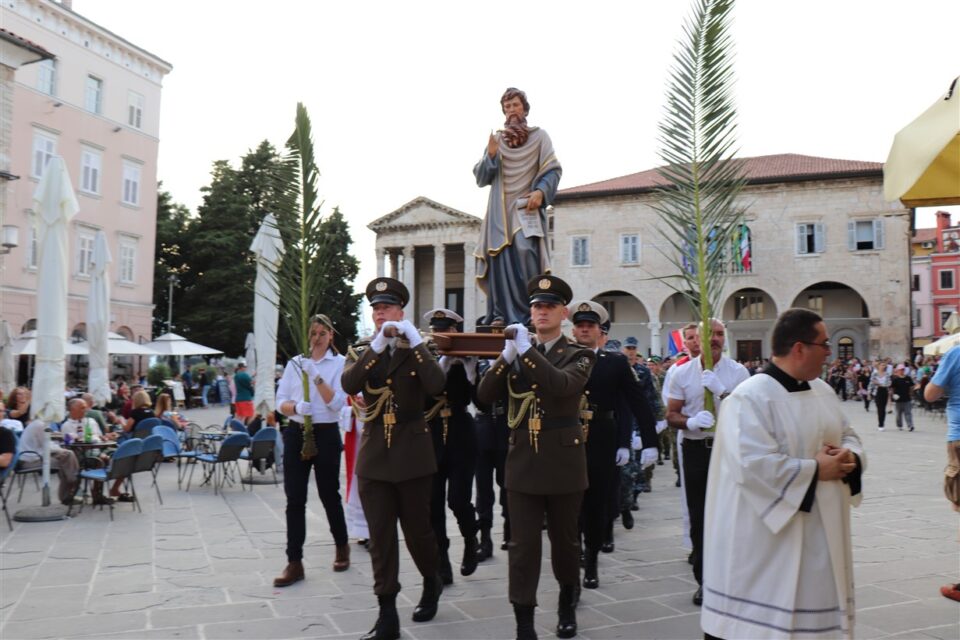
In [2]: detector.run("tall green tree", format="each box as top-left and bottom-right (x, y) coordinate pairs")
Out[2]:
(654, 0), (747, 414)
(152, 185), (192, 338)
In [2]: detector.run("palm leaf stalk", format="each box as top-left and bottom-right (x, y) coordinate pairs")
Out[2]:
(267, 103), (329, 459)
(654, 0), (747, 416)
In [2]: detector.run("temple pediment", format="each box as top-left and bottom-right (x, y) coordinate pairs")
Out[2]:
(369, 196), (480, 232)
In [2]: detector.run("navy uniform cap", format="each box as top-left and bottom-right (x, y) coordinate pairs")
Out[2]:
(527, 274), (573, 306)
(569, 300), (609, 325)
(623, 336), (639, 347)
(365, 277), (409, 307)
(600, 320), (611, 335)
(423, 308), (464, 330)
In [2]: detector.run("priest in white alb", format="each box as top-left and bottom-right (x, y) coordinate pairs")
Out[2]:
(701, 308), (865, 640)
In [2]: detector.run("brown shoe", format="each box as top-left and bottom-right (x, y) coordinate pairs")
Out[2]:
(333, 544), (350, 572)
(273, 561), (304, 587)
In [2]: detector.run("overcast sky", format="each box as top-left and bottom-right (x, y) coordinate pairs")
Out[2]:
(75, 0), (960, 289)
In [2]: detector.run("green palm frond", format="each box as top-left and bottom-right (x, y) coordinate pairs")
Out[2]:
(655, 0), (747, 413)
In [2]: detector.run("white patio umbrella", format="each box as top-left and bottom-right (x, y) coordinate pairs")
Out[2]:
(31, 156), (77, 422)
(244, 332), (257, 373)
(0, 320), (15, 394)
(923, 332), (960, 356)
(145, 332), (223, 356)
(105, 332), (160, 355)
(250, 213), (284, 416)
(86, 230), (112, 406)
(20, 155), (76, 522)
(12, 330), (88, 356)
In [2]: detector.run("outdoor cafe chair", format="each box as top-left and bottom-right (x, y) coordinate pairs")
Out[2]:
(240, 427), (279, 486)
(133, 434), (164, 505)
(153, 425), (198, 488)
(74, 438), (142, 521)
(0, 445), (26, 530)
(133, 417), (162, 440)
(185, 432), (251, 495)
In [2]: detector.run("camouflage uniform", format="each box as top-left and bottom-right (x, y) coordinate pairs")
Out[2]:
(618, 361), (664, 510)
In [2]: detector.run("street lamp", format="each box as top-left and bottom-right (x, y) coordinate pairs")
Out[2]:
(167, 274), (179, 333)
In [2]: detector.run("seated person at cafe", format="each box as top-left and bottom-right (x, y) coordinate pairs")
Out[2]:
(0, 400), (24, 434)
(125, 390), (156, 436)
(61, 398), (121, 504)
(20, 418), (81, 505)
(0, 425), (14, 470)
(154, 393), (186, 429)
(120, 384), (143, 420)
(82, 393), (121, 434)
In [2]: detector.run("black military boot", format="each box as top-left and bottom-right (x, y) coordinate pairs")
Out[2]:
(556, 584), (578, 638)
(501, 518), (512, 551)
(621, 508), (634, 529)
(478, 526), (494, 561)
(360, 594), (400, 640)
(513, 603), (537, 640)
(461, 533), (479, 576)
(438, 540), (454, 585)
(583, 549), (599, 589)
(411, 573), (443, 622)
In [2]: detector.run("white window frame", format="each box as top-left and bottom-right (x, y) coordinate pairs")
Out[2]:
(85, 75), (103, 114)
(620, 233), (640, 265)
(913, 306), (922, 328)
(795, 222), (825, 255)
(37, 58), (55, 95)
(571, 235), (590, 267)
(847, 218), (884, 251)
(27, 220), (38, 270)
(127, 90), (144, 129)
(122, 161), (141, 206)
(80, 147), (101, 194)
(118, 236), (137, 284)
(76, 228), (96, 277)
(940, 269), (955, 290)
(32, 131), (56, 179)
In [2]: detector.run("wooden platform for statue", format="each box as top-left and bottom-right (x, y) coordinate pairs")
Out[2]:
(432, 330), (506, 357)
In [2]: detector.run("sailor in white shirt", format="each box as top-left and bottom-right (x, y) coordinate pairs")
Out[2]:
(666, 318), (749, 607)
(273, 313), (351, 587)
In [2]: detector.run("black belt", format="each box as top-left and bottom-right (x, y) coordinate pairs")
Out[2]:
(683, 437), (714, 448)
(590, 410), (616, 422)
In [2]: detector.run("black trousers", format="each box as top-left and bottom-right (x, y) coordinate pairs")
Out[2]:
(682, 438), (713, 585)
(582, 419), (618, 552)
(282, 423), (348, 562)
(359, 474), (439, 596)
(507, 490), (583, 606)
(875, 386), (889, 427)
(431, 429), (479, 546)
(476, 446), (508, 529)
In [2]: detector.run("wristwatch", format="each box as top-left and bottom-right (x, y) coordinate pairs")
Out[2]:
(313, 375), (325, 386)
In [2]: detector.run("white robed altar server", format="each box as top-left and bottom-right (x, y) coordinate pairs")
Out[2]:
(702, 309), (865, 640)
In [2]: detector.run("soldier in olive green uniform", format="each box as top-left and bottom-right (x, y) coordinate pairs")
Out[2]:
(477, 275), (595, 640)
(343, 278), (447, 640)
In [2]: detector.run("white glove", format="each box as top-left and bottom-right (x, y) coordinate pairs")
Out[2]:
(655, 419), (668, 434)
(501, 339), (518, 364)
(439, 356), (459, 372)
(398, 320), (423, 348)
(615, 447), (630, 466)
(295, 401), (313, 417)
(508, 323), (532, 354)
(640, 447), (658, 468)
(463, 357), (477, 385)
(685, 410), (715, 433)
(631, 434), (642, 450)
(701, 370), (725, 396)
(372, 322), (400, 353)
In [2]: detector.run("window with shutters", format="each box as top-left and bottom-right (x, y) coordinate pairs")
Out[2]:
(122, 161), (141, 206)
(795, 222), (825, 255)
(913, 306), (922, 328)
(940, 269), (955, 290)
(620, 233), (639, 264)
(808, 295), (823, 315)
(127, 91), (144, 129)
(847, 218), (884, 251)
(85, 75), (103, 114)
(27, 220), (38, 270)
(571, 236), (590, 266)
(912, 274), (921, 291)
(80, 147), (101, 194)
(32, 131), (56, 178)
(77, 229), (96, 277)
(118, 236), (137, 284)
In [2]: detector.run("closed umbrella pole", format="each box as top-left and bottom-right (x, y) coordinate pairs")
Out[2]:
(86, 230), (112, 407)
(250, 213), (284, 418)
(0, 320), (14, 393)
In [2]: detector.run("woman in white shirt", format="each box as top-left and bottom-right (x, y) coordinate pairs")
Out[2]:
(272, 314), (350, 587)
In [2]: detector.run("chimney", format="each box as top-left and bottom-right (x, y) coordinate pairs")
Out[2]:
(936, 210), (952, 253)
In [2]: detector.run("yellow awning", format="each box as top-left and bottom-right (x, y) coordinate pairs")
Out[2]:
(884, 76), (960, 207)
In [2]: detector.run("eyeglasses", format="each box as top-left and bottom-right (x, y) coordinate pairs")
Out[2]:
(800, 340), (832, 349)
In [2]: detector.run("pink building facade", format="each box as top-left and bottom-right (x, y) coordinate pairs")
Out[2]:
(1, 0), (171, 347)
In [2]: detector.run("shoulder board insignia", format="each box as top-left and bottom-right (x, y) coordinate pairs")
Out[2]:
(577, 356), (592, 371)
(347, 343), (368, 362)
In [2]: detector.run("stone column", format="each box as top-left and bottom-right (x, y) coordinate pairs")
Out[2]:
(402, 245), (416, 317)
(649, 321), (662, 357)
(433, 244), (446, 314)
(463, 242), (477, 330)
(375, 247), (385, 278)
(388, 250), (399, 279)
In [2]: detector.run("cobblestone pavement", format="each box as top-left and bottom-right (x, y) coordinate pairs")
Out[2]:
(1, 400), (957, 639)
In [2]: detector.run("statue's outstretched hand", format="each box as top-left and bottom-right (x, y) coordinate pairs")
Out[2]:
(524, 190), (544, 211)
(487, 131), (499, 158)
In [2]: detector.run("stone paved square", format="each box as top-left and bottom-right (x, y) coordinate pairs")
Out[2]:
(1, 400), (957, 639)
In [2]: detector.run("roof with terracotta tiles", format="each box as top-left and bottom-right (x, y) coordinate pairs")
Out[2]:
(913, 228), (937, 244)
(556, 153), (883, 201)
(0, 28), (54, 59)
